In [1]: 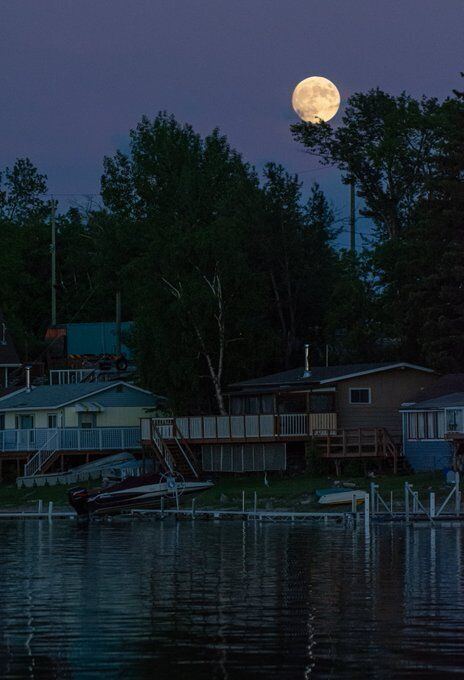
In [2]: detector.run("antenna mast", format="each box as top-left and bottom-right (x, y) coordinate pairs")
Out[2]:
(51, 199), (57, 326)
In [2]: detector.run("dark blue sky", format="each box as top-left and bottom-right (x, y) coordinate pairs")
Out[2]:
(1, 0), (463, 247)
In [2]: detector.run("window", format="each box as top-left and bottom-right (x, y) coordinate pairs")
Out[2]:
(407, 411), (445, 440)
(0, 414), (4, 430)
(48, 414), (57, 429)
(15, 414), (34, 429)
(349, 388), (371, 404)
(446, 409), (463, 433)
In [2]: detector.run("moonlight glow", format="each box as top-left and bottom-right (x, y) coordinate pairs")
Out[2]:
(291, 76), (341, 123)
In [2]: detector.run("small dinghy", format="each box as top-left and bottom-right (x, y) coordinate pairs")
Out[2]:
(318, 489), (367, 506)
(68, 472), (213, 518)
(315, 487), (349, 499)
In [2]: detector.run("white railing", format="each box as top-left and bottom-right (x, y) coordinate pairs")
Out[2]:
(151, 425), (175, 472)
(279, 413), (308, 436)
(24, 431), (59, 476)
(0, 427), (141, 453)
(146, 413), (337, 441)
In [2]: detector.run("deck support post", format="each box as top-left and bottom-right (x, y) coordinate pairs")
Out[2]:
(48, 501), (53, 520)
(242, 490), (245, 513)
(334, 459), (341, 477)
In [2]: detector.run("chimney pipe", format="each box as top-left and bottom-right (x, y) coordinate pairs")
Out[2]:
(25, 366), (31, 393)
(303, 344), (311, 377)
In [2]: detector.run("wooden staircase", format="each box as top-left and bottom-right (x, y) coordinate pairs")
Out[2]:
(151, 422), (201, 479)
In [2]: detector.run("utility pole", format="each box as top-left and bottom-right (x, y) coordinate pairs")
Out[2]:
(51, 199), (57, 326)
(115, 290), (122, 355)
(350, 178), (356, 253)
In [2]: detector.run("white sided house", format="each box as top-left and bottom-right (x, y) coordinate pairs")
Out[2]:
(0, 381), (164, 477)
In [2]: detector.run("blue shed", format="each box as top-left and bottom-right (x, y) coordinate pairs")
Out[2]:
(66, 322), (133, 357)
(400, 392), (464, 471)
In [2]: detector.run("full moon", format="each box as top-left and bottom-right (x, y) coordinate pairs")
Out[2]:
(291, 76), (340, 123)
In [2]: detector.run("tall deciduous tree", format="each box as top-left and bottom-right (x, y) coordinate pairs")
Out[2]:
(100, 113), (268, 412)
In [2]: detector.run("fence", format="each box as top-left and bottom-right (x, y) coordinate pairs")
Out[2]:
(0, 427), (141, 452)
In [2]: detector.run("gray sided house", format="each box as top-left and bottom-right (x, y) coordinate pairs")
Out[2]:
(142, 361), (437, 475)
(401, 375), (464, 471)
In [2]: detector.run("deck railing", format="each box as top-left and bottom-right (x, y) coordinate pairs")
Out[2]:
(0, 427), (141, 453)
(142, 413), (337, 441)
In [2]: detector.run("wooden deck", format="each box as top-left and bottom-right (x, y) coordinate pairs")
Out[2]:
(141, 417), (400, 473)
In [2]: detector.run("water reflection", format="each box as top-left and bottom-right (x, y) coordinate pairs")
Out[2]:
(0, 519), (463, 677)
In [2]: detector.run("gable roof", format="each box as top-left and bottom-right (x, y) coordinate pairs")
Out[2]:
(0, 311), (21, 367)
(230, 362), (434, 391)
(0, 381), (162, 412)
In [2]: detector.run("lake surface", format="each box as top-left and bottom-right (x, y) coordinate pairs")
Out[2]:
(0, 519), (464, 678)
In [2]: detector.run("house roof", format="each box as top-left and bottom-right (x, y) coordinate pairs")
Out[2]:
(401, 392), (464, 411)
(0, 381), (162, 412)
(0, 311), (21, 367)
(230, 362), (434, 391)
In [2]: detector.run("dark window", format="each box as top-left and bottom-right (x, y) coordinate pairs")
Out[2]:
(349, 388), (371, 404)
(0, 414), (4, 430)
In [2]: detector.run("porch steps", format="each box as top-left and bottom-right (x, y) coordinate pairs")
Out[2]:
(150, 424), (201, 479)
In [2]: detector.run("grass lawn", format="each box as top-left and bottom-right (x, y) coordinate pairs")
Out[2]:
(0, 471), (455, 513)
(191, 471), (451, 511)
(0, 480), (98, 510)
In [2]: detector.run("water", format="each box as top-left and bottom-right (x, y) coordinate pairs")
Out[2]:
(0, 519), (464, 678)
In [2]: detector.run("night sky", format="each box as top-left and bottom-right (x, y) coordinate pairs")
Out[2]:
(2, 1), (463, 246)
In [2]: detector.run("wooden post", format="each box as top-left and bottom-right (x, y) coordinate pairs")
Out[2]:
(242, 490), (245, 513)
(370, 482), (376, 517)
(191, 497), (196, 519)
(254, 491), (257, 515)
(48, 501), (53, 519)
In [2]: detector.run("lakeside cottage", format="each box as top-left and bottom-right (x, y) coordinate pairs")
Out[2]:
(401, 374), (464, 471)
(0, 381), (164, 478)
(141, 358), (437, 475)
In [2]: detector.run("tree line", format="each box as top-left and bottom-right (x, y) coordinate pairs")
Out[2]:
(0, 79), (463, 412)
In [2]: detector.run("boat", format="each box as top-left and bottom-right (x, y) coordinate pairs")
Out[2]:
(68, 473), (213, 518)
(315, 487), (352, 499)
(318, 490), (367, 506)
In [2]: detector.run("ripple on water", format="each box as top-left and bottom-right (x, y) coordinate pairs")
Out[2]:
(0, 520), (463, 678)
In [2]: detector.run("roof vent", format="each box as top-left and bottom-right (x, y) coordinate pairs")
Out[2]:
(303, 344), (311, 378)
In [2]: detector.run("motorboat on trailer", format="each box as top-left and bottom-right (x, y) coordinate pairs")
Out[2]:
(68, 472), (213, 518)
